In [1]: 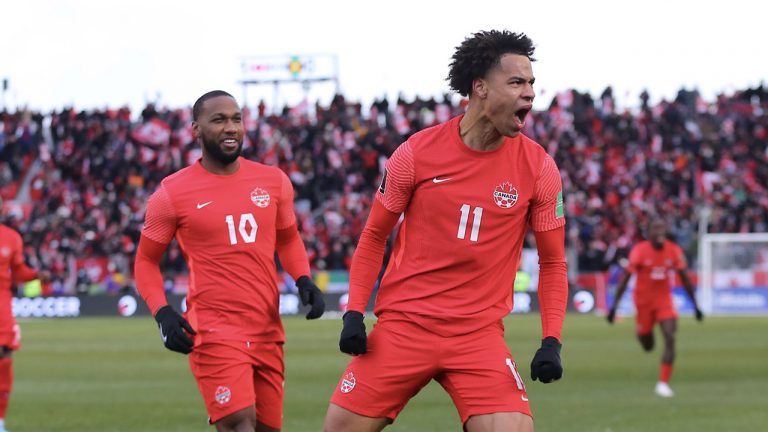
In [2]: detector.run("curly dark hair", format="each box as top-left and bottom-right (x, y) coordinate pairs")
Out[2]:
(447, 30), (536, 97)
(192, 90), (236, 121)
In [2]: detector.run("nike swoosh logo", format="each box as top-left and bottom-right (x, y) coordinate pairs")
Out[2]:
(432, 177), (452, 184)
(196, 201), (213, 209)
(521, 395), (529, 402)
(160, 326), (168, 343)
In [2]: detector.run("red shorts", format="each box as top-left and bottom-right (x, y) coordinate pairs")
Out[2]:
(635, 301), (678, 335)
(330, 316), (531, 424)
(0, 324), (21, 351)
(189, 340), (284, 428)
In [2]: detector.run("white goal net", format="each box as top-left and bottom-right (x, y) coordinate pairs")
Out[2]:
(699, 233), (768, 315)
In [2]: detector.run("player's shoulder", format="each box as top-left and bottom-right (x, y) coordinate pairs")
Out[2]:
(160, 161), (199, 189)
(240, 159), (291, 187)
(519, 133), (548, 156)
(240, 157), (283, 175)
(513, 134), (552, 172)
(0, 224), (21, 242)
(405, 115), (460, 150)
(632, 240), (653, 254)
(508, 133), (555, 182)
(664, 239), (683, 253)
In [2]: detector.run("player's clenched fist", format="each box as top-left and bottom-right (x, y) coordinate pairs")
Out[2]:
(154, 305), (197, 354)
(339, 311), (367, 355)
(296, 276), (326, 319)
(530, 336), (563, 383)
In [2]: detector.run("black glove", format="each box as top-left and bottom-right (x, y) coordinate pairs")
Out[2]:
(296, 276), (325, 319)
(339, 311), (367, 355)
(530, 336), (563, 383)
(694, 306), (704, 322)
(154, 305), (196, 354)
(606, 308), (617, 324)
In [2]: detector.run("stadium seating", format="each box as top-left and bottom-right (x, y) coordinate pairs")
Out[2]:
(2, 85), (766, 295)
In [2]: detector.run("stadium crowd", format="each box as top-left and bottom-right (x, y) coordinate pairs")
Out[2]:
(1, 84), (767, 295)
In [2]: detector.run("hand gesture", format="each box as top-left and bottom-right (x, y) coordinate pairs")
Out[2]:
(339, 311), (367, 355)
(154, 306), (196, 354)
(296, 276), (325, 319)
(530, 336), (563, 383)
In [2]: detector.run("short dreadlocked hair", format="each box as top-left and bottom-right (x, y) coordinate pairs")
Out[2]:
(447, 30), (536, 97)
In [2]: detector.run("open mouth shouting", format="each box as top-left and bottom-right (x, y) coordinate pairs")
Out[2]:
(513, 106), (532, 130)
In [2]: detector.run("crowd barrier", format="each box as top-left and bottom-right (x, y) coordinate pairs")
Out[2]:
(12, 289), (598, 318)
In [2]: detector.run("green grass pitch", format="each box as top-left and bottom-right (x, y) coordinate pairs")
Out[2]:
(9, 314), (767, 431)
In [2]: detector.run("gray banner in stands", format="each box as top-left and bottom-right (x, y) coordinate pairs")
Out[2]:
(11, 290), (595, 318)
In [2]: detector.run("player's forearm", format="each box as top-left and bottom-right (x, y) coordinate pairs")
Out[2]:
(347, 239), (386, 312)
(12, 262), (39, 282)
(537, 260), (567, 341)
(679, 271), (698, 306)
(534, 227), (567, 341)
(347, 200), (400, 312)
(275, 225), (312, 281)
(134, 258), (167, 315)
(612, 273), (631, 309)
(134, 235), (169, 315)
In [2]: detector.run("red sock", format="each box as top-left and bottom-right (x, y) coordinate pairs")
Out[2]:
(659, 362), (673, 383)
(0, 357), (12, 418)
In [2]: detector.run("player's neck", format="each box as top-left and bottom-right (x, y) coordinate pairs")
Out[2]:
(201, 157), (240, 175)
(459, 110), (504, 152)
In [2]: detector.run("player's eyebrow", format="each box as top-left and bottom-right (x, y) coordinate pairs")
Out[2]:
(509, 75), (535, 85)
(209, 112), (240, 120)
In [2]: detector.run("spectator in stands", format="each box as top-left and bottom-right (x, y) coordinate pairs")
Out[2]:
(2, 83), (767, 294)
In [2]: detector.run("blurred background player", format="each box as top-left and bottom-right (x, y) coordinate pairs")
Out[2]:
(133, 90), (325, 432)
(0, 198), (49, 432)
(607, 218), (703, 397)
(323, 30), (568, 432)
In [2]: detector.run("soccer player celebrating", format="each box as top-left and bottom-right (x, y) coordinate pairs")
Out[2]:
(134, 90), (325, 432)
(323, 30), (568, 432)
(0, 198), (49, 432)
(607, 218), (703, 397)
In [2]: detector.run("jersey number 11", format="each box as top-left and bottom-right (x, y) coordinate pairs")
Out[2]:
(457, 204), (483, 242)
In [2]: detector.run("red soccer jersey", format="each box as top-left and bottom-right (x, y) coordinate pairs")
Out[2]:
(0, 224), (36, 333)
(140, 158), (296, 343)
(375, 115), (565, 336)
(627, 240), (687, 305)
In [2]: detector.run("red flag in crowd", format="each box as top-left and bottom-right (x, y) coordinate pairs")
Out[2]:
(131, 118), (172, 147)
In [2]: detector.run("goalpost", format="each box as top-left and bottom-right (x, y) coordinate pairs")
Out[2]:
(698, 232), (768, 315)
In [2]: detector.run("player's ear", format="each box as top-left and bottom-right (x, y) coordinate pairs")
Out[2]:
(191, 121), (200, 139)
(472, 79), (487, 99)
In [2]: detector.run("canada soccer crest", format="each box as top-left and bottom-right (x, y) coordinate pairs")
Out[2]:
(493, 182), (519, 209)
(215, 386), (231, 405)
(340, 372), (356, 393)
(250, 187), (270, 208)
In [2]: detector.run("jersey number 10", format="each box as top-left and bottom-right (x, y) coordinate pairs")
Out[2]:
(225, 214), (259, 245)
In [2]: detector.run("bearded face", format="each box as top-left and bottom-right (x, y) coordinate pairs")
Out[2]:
(192, 95), (245, 167)
(201, 131), (243, 165)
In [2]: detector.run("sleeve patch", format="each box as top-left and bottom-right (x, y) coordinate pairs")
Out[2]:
(378, 169), (388, 194)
